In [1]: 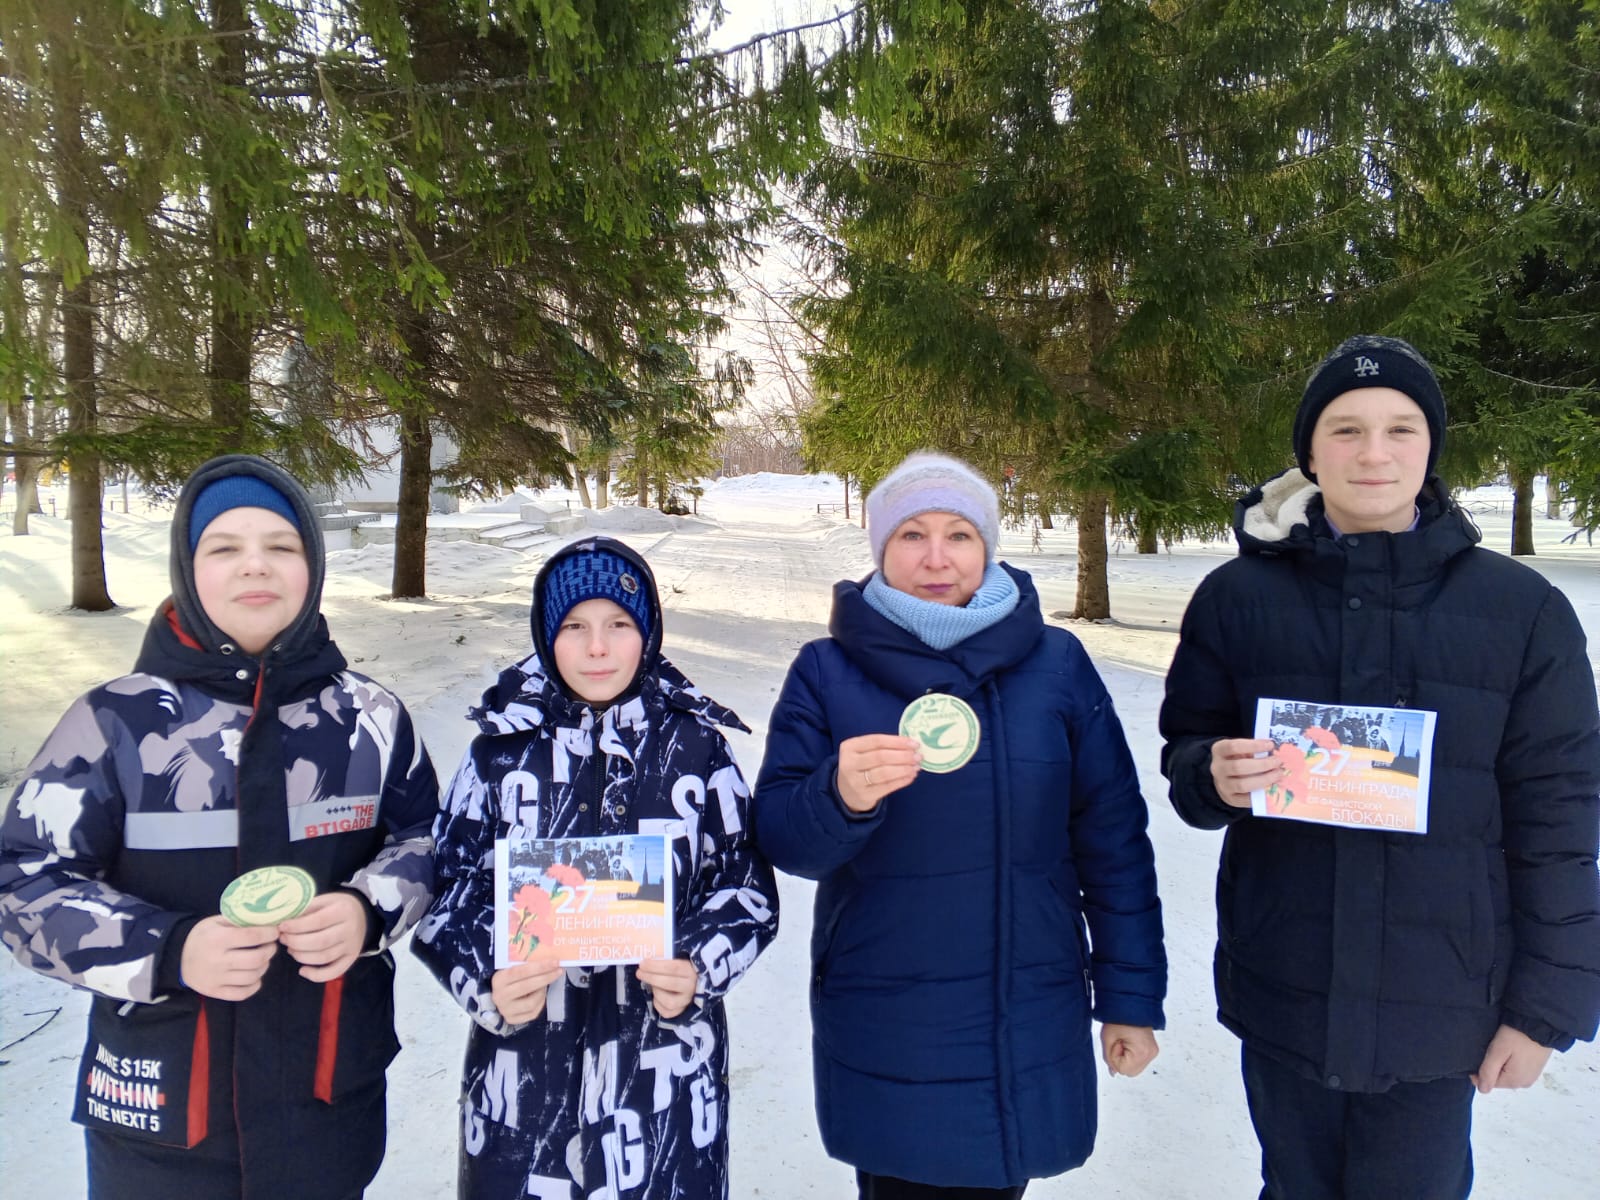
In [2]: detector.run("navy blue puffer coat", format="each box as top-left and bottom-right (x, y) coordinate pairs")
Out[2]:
(1161, 470), (1600, 1093)
(755, 564), (1166, 1189)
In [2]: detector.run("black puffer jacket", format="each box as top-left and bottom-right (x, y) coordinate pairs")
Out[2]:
(1160, 468), (1600, 1092)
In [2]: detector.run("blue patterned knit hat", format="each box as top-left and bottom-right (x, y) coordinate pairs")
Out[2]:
(188, 474), (302, 551)
(540, 545), (654, 647)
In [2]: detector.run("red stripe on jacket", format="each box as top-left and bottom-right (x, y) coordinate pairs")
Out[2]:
(314, 978), (344, 1102)
(186, 1002), (210, 1147)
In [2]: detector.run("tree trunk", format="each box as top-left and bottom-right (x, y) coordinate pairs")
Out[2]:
(389, 264), (437, 598)
(1072, 492), (1110, 619)
(1039, 509), (1053, 530)
(66, 292), (111, 608)
(384, 0), (468, 598)
(7, 401), (42, 535)
(207, 0), (252, 449)
(53, 24), (112, 609)
(392, 403), (432, 598)
(1509, 465), (1536, 556)
(1074, 271), (1116, 616)
(3, 216), (38, 534)
(596, 461), (610, 509)
(1545, 474), (1562, 520)
(843, 475), (851, 521)
(1136, 517), (1158, 554)
(559, 425), (592, 507)
(634, 450), (649, 507)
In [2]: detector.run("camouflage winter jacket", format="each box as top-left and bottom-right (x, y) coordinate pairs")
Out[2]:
(0, 604), (438, 1179)
(0, 624), (438, 1002)
(0, 454), (438, 1194)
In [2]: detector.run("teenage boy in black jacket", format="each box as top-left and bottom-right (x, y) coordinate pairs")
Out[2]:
(1161, 336), (1600, 1199)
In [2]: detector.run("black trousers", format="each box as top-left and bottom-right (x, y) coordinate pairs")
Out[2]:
(85, 1129), (365, 1200)
(857, 1170), (1027, 1200)
(1242, 1045), (1474, 1200)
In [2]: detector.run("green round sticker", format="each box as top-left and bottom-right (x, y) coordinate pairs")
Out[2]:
(900, 693), (981, 773)
(220, 865), (315, 927)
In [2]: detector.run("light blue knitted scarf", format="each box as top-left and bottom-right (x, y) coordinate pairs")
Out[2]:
(863, 563), (1020, 651)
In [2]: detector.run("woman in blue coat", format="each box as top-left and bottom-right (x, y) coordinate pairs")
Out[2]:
(755, 453), (1167, 1199)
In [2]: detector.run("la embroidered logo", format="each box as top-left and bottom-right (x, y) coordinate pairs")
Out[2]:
(1354, 355), (1381, 377)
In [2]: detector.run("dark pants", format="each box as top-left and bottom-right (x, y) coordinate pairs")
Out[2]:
(857, 1171), (1027, 1200)
(1242, 1045), (1474, 1200)
(86, 1129), (364, 1200)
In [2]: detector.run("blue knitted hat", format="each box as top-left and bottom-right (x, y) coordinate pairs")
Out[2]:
(188, 475), (302, 551)
(540, 547), (654, 647)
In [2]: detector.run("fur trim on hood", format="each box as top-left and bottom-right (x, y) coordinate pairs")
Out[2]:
(1238, 468), (1321, 545)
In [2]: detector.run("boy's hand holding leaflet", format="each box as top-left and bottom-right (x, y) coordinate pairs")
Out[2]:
(1210, 738), (1283, 808)
(492, 952), (565, 1025)
(638, 957), (699, 1019)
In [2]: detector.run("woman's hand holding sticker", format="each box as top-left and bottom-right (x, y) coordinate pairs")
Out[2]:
(836, 733), (921, 813)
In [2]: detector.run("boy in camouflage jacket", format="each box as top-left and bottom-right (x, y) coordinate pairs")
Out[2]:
(0, 455), (438, 1199)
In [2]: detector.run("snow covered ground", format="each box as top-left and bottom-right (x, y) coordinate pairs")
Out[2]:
(1, 471), (1595, 1198)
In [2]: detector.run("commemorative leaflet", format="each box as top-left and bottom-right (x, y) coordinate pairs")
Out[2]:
(494, 832), (673, 968)
(1251, 697), (1437, 834)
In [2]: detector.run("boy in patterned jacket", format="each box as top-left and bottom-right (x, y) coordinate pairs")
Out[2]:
(0, 455), (438, 1199)
(412, 535), (778, 1200)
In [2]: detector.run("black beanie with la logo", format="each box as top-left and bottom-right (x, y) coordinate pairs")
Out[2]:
(1294, 335), (1447, 481)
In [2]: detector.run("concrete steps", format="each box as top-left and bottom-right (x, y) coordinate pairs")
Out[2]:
(344, 503), (586, 554)
(314, 502), (381, 550)
(313, 501), (381, 530)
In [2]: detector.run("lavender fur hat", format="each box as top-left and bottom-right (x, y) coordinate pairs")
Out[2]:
(866, 452), (1001, 567)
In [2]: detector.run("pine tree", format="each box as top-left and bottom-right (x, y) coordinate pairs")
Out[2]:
(798, 1), (1498, 616)
(340, 0), (821, 597)
(1, 2), (367, 591)
(1450, 0), (1600, 539)
(796, 1), (1267, 614)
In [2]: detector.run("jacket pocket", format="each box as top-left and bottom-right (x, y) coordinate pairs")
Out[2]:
(1378, 843), (1496, 1005)
(1048, 871), (1092, 999)
(73, 993), (211, 1148)
(809, 873), (856, 994)
(313, 953), (399, 1104)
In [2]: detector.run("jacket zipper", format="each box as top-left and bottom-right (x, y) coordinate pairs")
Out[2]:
(589, 721), (606, 835)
